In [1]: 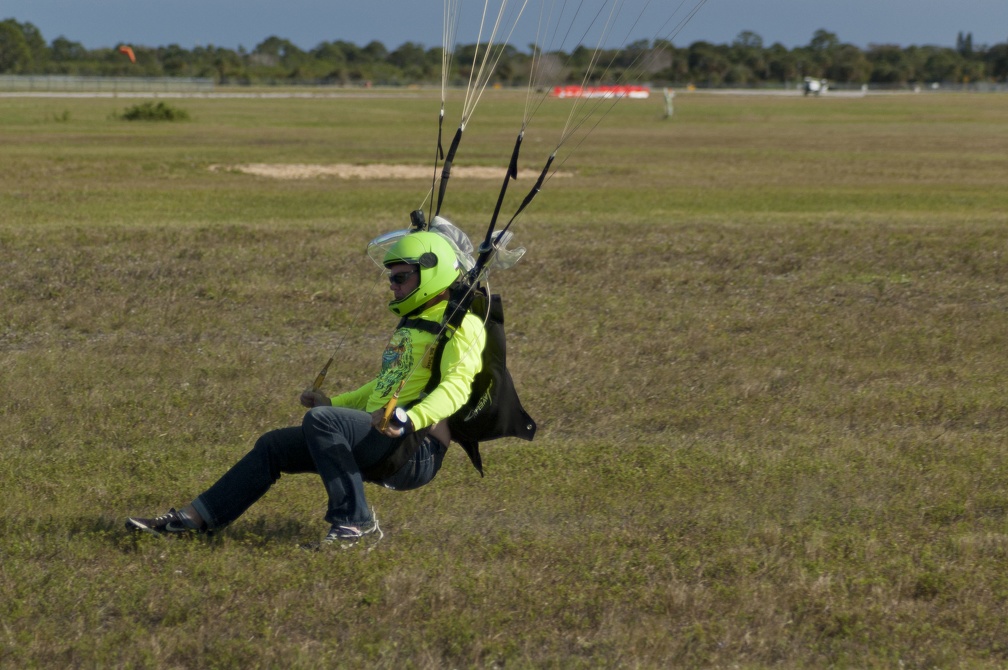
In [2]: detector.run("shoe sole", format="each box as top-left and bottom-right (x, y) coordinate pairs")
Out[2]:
(125, 518), (161, 536)
(124, 518), (194, 537)
(300, 527), (384, 552)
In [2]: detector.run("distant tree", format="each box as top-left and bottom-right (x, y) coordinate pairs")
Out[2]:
(640, 43), (674, 77)
(765, 42), (799, 82)
(159, 44), (190, 76)
(388, 41), (424, 69)
(731, 31), (767, 80)
(253, 36), (303, 66)
(723, 63), (755, 84)
(388, 41), (440, 80)
(531, 51), (564, 87)
(986, 43), (1008, 80)
(490, 44), (523, 84)
(688, 40), (730, 85)
(21, 20), (49, 70)
(207, 46), (244, 83)
(805, 29), (840, 74)
(734, 31), (763, 50)
(616, 38), (651, 69)
(452, 42), (512, 83)
(361, 40), (389, 63)
(0, 19), (34, 73)
(810, 30), (839, 51)
(311, 41), (345, 65)
(51, 36), (87, 62)
(866, 44), (912, 84)
(310, 41), (349, 83)
(650, 39), (688, 83)
(569, 44), (594, 68)
(3, 19), (1008, 88)
(956, 31), (974, 57)
(579, 47), (620, 82)
(919, 47), (964, 82)
(960, 57), (986, 84)
(424, 46), (444, 71)
(335, 40), (363, 63)
(826, 43), (872, 83)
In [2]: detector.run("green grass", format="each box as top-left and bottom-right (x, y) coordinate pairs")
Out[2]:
(2, 90), (1008, 667)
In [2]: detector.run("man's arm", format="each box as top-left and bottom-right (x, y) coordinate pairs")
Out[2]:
(300, 379), (377, 409)
(404, 312), (486, 430)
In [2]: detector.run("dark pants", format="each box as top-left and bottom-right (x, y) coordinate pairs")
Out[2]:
(190, 406), (447, 530)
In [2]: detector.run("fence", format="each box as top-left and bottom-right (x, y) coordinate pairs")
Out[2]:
(0, 75), (214, 93)
(2, 75), (1003, 96)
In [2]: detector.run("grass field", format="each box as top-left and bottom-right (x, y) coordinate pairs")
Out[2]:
(2, 89), (1008, 668)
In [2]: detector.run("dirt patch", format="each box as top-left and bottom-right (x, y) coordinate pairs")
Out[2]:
(209, 163), (571, 180)
(211, 163), (489, 180)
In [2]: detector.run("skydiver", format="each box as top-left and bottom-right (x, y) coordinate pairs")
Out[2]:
(125, 231), (485, 548)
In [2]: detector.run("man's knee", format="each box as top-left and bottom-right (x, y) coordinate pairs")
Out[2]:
(252, 426), (307, 476)
(301, 406), (370, 458)
(301, 406), (332, 439)
(302, 405), (359, 438)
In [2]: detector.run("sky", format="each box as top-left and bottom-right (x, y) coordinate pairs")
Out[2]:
(3, 0), (1007, 53)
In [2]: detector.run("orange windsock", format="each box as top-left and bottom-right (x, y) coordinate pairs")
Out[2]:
(118, 45), (136, 63)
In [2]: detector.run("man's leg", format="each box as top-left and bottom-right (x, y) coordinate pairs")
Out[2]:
(300, 406), (390, 527)
(190, 426), (316, 530)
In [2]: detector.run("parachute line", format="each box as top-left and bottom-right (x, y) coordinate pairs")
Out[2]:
(434, 0), (708, 229)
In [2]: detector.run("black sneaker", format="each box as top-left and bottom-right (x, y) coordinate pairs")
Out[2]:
(125, 508), (201, 536)
(301, 511), (383, 551)
(321, 516), (383, 547)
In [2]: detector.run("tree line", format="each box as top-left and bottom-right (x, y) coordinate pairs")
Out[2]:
(2, 18), (1007, 87)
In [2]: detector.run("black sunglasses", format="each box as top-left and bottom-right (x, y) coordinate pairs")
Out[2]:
(388, 269), (418, 286)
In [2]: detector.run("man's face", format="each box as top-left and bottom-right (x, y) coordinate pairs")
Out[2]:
(387, 262), (420, 302)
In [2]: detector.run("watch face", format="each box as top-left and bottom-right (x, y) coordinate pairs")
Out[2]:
(395, 407), (408, 423)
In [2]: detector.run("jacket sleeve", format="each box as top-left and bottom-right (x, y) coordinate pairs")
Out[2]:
(404, 312), (486, 430)
(330, 379), (377, 410)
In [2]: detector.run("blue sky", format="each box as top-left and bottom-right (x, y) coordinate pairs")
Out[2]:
(3, 0), (1006, 52)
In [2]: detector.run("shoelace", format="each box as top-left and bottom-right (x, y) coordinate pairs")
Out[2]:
(152, 509), (179, 526)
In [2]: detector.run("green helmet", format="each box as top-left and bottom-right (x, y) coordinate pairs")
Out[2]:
(383, 231), (460, 316)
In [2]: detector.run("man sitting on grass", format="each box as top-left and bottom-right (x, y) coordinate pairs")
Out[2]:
(126, 231), (485, 549)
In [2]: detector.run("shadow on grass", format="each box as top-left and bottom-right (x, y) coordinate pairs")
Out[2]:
(0, 514), (323, 553)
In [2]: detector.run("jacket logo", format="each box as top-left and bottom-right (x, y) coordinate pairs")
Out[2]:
(463, 378), (493, 422)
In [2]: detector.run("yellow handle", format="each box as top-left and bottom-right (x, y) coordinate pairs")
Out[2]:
(311, 356), (334, 392)
(377, 396), (398, 432)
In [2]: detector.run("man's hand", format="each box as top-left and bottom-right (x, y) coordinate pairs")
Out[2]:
(300, 388), (332, 408)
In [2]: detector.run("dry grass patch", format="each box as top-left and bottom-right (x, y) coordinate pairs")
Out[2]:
(209, 163), (573, 180)
(3, 92), (1008, 668)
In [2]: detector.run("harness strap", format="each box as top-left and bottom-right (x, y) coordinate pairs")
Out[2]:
(360, 316), (448, 480)
(396, 316), (453, 395)
(396, 317), (442, 336)
(378, 303), (491, 477)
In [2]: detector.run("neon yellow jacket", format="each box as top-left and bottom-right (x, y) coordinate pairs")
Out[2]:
(330, 300), (485, 430)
